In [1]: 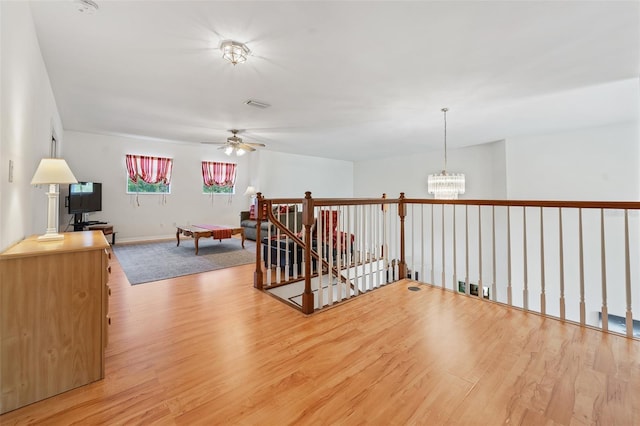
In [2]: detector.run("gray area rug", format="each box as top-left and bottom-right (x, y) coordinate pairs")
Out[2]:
(112, 238), (256, 285)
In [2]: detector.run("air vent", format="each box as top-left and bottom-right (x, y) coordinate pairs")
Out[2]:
(75, 0), (99, 14)
(244, 99), (271, 109)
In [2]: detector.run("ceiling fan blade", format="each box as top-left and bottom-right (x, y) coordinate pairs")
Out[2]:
(237, 143), (257, 152)
(244, 142), (266, 148)
(201, 141), (226, 145)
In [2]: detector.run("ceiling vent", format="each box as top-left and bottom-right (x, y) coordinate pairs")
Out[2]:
(75, 0), (99, 14)
(244, 100), (271, 109)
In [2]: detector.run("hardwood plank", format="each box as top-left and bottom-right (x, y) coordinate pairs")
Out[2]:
(0, 251), (638, 424)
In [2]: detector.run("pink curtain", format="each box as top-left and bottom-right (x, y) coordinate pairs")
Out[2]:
(125, 155), (173, 184)
(202, 161), (236, 188)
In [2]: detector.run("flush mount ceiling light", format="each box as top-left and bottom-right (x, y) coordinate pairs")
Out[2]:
(75, 0), (99, 14)
(427, 108), (466, 199)
(220, 40), (251, 65)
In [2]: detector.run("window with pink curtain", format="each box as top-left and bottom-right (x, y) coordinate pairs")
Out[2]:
(125, 154), (173, 193)
(202, 161), (236, 194)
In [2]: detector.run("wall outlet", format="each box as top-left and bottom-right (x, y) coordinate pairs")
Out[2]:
(8, 160), (13, 182)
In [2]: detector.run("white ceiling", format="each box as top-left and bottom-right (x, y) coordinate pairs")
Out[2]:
(29, 1), (639, 161)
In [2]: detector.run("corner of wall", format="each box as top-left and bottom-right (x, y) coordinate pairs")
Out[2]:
(492, 139), (508, 199)
(0, 2), (63, 251)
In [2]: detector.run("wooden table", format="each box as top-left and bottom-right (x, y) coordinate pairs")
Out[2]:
(87, 224), (116, 244)
(176, 225), (245, 255)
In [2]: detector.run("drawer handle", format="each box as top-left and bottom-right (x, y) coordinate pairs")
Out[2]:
(108, 252), (112, 260)
(108, 317), (111, 325)
(108, 266), (112, 274)
(108, 287), (112, 296)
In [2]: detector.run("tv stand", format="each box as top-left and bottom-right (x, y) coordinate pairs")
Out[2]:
(73, 213), (85, 231)
(87, 224), (116, 245)
(72, 214), (115, 244)
(73, 214), (107, 231)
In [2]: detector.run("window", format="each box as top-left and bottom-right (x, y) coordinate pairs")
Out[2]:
(127, 180), (170, 194)
(125, 154), (173, 194)
(202, 161), (236, 194)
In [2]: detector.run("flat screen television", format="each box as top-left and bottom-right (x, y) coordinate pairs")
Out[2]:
(68, 182), (102, 214)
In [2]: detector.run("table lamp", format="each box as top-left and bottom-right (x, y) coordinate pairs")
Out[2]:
(244, 185), (257, 208)
(31, 158), (78, 241)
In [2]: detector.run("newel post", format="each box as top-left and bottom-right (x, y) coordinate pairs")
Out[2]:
(254, 192), (264, 290)
(301, 191), (315, 314)
(398, 192), (407, 279)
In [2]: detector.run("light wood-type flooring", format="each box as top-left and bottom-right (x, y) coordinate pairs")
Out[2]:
(1, 250), (639, 425)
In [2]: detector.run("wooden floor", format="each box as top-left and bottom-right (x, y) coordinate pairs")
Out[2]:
(1, 251), (639, 425)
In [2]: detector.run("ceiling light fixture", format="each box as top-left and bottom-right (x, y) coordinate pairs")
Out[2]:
(224, 146), (246, 157)
(220, 40), (251, 65)
(224, 143), (246, 157)
(427, 108), (466, 199)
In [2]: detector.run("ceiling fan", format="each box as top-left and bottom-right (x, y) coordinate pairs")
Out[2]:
(201, 129), (266, 156)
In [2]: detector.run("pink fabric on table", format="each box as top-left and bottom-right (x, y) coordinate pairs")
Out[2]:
(194, 225), (233, 239)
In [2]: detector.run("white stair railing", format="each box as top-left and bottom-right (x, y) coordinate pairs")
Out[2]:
(403, 199), (639, 339)
(255, 195), (638, 338)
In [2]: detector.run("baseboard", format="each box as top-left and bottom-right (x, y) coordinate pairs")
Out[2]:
(115, 234), (176, 245)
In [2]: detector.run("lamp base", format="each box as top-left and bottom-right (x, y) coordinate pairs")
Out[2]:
(37, 232), (64, 242)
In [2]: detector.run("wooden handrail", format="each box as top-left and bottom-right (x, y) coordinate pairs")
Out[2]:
(403, 199), (640, 209)
(255, 192), (640, 329)
(266, 197), (399, 207)
(265, 196), (640, 210)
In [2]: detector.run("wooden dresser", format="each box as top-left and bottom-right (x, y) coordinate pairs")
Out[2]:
(0, 231), (111, 414)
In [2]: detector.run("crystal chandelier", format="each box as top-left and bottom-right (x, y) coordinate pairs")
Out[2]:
(427, 108), (465, 199)
(220, 40), (251, 65)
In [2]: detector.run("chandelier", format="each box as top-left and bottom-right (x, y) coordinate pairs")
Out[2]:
(220, 40), (251, 65)
(427, 108), (465, 199)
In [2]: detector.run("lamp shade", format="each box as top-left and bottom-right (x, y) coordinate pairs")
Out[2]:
(31, 158), (78, 185)
(244, 185), (257, 196)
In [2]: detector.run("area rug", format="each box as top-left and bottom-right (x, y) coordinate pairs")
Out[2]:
(112, 238), (256, 285)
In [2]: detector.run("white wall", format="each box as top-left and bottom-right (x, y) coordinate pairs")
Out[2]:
(0, 2), (64, 251)
(355, 121), (639, 328)
(354, 121), (638, 201)
(254, 150), (353, 199)
(505, 122), (639, 200)
(63, 133), (354, 241)
(354, 141), (507, 199)
(503, 121), (640, 327)
(62, 131), (254, 242)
